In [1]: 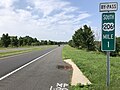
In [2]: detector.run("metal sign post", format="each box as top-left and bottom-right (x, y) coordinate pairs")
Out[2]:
(100, 2), (118, 87)
(107, 51), (110, 86)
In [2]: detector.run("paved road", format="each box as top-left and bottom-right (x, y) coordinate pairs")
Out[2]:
(0, 46), (71, 90)
(0, 47), (57, 77)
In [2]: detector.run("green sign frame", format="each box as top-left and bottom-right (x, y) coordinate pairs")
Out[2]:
(101, 13), (115, 51)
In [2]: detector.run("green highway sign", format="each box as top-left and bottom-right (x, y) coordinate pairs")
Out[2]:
(102, 13), (115, 51)
(100, 2), (118, 87)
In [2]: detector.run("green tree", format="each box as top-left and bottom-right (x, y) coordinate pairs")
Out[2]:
(23, 37), (27, 46)
(1, 33), (11, 47)
(72, 28), (83, 48)
(0, 39), (2, 47)
(33, 38), (38, 43)
(110, 37), (120, 56)
(68, 40), (74, 47)
(18, 37), (24, 46)
(116, 37), (120, 52)
(72, 25), (95, 51)
(10, 36), (18, 47)
(48, 40), (53, 45)
(83, 25), (95, 50)
(44, 40), (48, 45)
(40, 40), (48, 45)
(32, 38), (40, 46)
(22, 36), (33, 46)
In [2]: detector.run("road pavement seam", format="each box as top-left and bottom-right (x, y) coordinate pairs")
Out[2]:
(0, 48), (57, 81)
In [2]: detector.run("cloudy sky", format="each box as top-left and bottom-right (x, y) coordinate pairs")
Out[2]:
(0, 0), (120, 41)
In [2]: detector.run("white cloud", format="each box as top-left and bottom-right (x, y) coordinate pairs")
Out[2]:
(28, 0), (70, 17)
(63, 7), (78, 12)
(26, 6), (33, 10)
(0, 0), (16, 8)
(73, 13), (91, 24)
(0, 0), (91, 41)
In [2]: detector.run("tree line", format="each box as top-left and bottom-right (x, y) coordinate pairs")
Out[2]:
(68, 25), (120, 56)
(0, 33), (67, 47)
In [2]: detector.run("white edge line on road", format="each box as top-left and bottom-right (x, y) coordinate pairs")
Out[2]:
(0, 48), (57, 81)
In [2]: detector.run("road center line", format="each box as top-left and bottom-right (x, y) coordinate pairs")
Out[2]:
(0, 48), (57, 81)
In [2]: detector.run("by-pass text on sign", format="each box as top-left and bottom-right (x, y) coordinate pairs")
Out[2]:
(100, 2), (118, 12)
(102, 13), (115, 51)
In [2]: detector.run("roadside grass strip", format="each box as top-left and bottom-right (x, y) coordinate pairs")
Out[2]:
(0, 45), (55, 58)
(62, 45), (120, 90)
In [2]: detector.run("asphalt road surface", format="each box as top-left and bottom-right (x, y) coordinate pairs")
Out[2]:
(0, 46), (71, 90)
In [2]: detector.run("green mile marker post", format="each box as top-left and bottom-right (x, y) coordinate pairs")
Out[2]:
(102, 12), (115, 87)
(100, 2), (118, 87)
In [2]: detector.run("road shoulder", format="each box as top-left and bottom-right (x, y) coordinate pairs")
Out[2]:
(64, 59), (91, 86)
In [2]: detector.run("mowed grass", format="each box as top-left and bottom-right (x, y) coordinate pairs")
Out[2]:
(62, 45), (120, 90)
(0, 45), (55, 58)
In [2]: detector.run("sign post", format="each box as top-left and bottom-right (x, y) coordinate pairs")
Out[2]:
(107, 51), (110, 86)
(100, 2), (118, 87)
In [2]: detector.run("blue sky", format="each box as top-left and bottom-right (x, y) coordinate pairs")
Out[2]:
(0, 0), (119, 41)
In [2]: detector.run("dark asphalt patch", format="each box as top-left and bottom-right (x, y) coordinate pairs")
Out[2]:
(57, 65), (72, 70)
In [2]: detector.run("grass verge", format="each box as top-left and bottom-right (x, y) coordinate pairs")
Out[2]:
(62, 45), (120, 90)
(0, 45), (55, 58)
